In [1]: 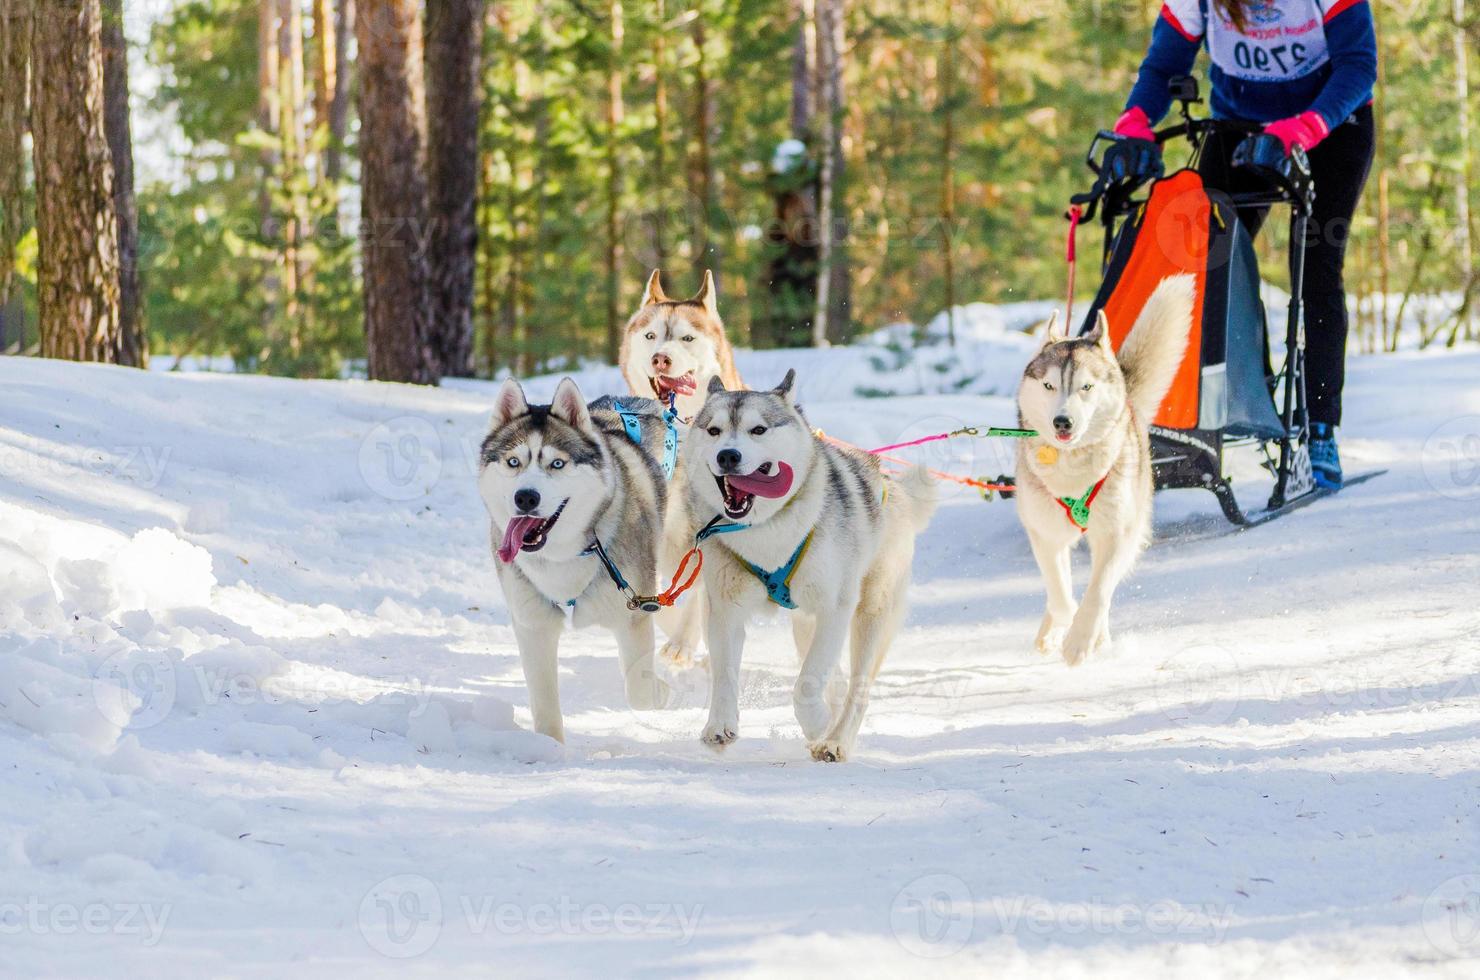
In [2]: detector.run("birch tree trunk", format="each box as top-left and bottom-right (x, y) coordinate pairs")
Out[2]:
(102, 0), (144, 366)
(357, 0), (438, 384)
(31, 0), (122, 363)
(425, 0), (484, 377)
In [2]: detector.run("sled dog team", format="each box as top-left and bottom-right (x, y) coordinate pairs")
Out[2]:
(478, 269), (1197, 761)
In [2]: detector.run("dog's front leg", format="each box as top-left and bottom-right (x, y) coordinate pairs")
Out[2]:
(794, 607), (850, 743)
(1027, 528), (1077, 654)
(615, 612), (671, 710)
(512, 608), (565, 742)
(700, 586), (745, 747)
(1062, 529), (1137, 666)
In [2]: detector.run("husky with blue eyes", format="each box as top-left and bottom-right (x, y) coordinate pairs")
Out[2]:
(478, 377), (672, 743)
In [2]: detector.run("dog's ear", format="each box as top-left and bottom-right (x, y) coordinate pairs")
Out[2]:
(1041, 311), (1066, 346)
(1087, 310), (1113, 351)
(549, 377), (594, 433)
(642, 269), (669, 306)
(774, 368), (797, 405)
(492, 378), (529, 428)
(706, 374), (727, 397)
(692, 270), (719, 317)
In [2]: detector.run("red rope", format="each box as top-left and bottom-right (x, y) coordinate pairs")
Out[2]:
(1065, 204), (1083, 328)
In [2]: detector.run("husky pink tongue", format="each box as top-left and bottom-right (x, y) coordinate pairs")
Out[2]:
(497, 516), (545, 563)
(657, 373), (696, 396)
(725, 462), (794, 498)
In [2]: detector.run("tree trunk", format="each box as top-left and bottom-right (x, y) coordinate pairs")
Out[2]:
(30, 0), (122, 363)
(652, 0), (668, 280)
(790, 0), (814, 138)
(691, 13), (717, 280)
(1453, 0), (1474, 343)
(356, 0), (438, 384)
(279, 0), (306, 348)
(257, 0), (280, 324)
(425, 0), (484, 378)
(810, 0), (840, 347)
(604, 0), (624, 362)
(939, 0), (957, 348)
(327, 0), (353, 183)
(312, 0), (336, 159)
(0, 0), (30, 318)
(101, 0), (144, 367)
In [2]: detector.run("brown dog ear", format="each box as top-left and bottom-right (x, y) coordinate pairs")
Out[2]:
(692, 270), (719, 316)
(492, 378), (529, 428)
(642, 270), (669, 306)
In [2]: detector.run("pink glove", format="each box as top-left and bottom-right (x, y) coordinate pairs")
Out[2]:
(1113, 106), (1156, 142)
(1264, 111), (1330, 154)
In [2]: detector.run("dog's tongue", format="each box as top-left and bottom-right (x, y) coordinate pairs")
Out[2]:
(497, 516), (544, 564)
(725, 462), (794, 499)
(657, 373), (697, 396)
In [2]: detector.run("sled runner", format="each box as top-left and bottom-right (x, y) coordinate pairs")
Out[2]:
(1067, 76), (1381, 526)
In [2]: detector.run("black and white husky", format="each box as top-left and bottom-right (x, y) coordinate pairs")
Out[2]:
(677, 371), (938, 762)
(477, 378), (672, 742)
(1014, 275), (1196, 666)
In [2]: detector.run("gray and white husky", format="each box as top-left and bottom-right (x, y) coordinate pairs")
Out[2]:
(1014, 274), (1196, 666)
(677, 370), (938, 762)
(477, 378), (672, 742)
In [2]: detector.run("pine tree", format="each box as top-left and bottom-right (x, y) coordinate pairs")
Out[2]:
(31, 0), (123, 363)
(102, 0), (145, 367)
(356, 0), (438, 383)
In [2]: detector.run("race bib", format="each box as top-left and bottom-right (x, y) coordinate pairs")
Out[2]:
(1207, 1), (1329, 82)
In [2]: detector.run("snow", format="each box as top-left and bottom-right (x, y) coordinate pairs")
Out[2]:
(2, 335), (1479, 977)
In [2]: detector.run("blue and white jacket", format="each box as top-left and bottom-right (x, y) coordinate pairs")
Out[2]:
(1127, 0), (1377, 128)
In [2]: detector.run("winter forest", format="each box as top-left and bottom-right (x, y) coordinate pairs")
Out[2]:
(0, 0), (1475, 381)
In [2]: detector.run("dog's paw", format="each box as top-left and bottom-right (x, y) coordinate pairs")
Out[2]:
(1035, 610), (1075, 655)
(659, 637), (699, 670)
(809, 740), (849, 763)
(1060, 617), (1108, 667)
(700, 720), (738, 749)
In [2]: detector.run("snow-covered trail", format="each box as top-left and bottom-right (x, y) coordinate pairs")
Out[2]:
(2, 347), (1478, 978)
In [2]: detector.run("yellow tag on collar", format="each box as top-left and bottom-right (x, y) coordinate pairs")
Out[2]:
(1036, 445), (1059, 467)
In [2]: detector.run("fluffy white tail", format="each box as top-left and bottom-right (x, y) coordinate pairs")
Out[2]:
(893, 465), (939, 534)
(1116, 274), (1197, 422)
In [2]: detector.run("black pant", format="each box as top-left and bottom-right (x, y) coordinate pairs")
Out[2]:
(1199, 105), (1375, 427)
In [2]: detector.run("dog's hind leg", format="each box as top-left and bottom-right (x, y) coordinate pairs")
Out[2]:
(1028, 530), (1077, 655)
(513, 609), (566, 743)
(1062, 530), (1138, 667)
(616, 613), (672, 710)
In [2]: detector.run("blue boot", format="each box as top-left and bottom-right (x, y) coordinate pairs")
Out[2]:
(1309, 423), (1343, 489)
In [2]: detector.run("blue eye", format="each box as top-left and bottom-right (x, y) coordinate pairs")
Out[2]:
(506, 457), (521, 468)
(551, 459), (566, 470)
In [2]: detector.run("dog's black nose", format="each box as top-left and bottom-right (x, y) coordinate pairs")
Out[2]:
(1052, 414), (1073, 434)
(514, 488), (541, 514)
(716, 448), (742, 473)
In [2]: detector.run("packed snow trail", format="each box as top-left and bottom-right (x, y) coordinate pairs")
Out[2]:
(1, 341), (1478, 977)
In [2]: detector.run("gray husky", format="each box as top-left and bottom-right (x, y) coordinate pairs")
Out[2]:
(677, 370), (938, 762)
(477, 378), (672, 742)
(1014, 274), (1196, 666)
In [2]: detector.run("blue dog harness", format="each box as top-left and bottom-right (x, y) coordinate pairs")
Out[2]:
(613, 396), (680, 480)
(695, 517), (814, 610)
